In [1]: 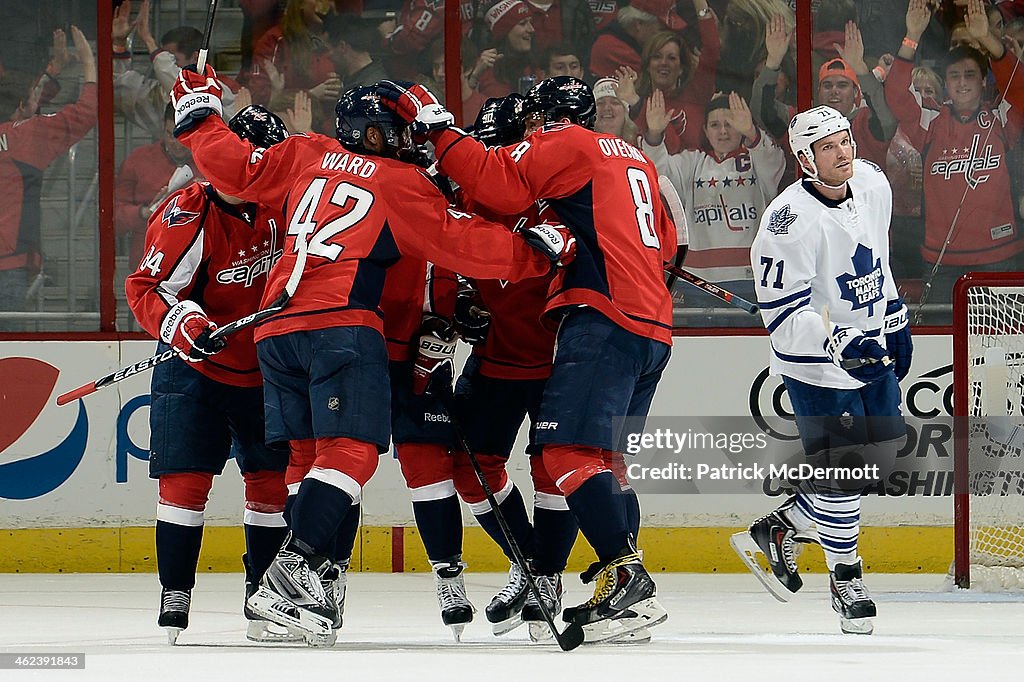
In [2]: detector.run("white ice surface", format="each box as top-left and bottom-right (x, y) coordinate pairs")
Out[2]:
(2, 573), (1024, 681)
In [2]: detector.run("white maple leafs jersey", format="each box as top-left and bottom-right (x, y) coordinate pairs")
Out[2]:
(751, 159), (900, 389)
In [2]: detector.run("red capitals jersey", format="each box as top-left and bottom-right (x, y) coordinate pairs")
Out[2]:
(380, 256), (457, 361)
(435, 124), (677, 344)
(178, 118), (552, 343)
(125, 183), (281, 387)
(0, 83), (96, 272)
(461, 196), (556, 380)
(886, 56), (1024, 266)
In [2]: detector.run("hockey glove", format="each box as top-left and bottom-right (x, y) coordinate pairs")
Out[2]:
(453, 283), (491, 346)
(884, 298), (913, 382)
(521, 223), (576, 269)
(171, 65), (224, 137)
(375, 79), (454, 135)
(824, 325), (891, 384)
(160, 300), (227, 362)
(412, 314), (458, 396)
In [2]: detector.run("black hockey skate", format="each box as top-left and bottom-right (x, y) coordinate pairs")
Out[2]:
(486, 562), (529, 636)
(731, 501), (804, 602)
(321, 559), (348, 630)
(245, 535), (339, 647)
(158, 588), (190, 645)
(523, 572), (562, 643)
(243, 553), (303, 643)
(432, 558), (475, 642)
(830, 559), (876, 635)
(563, 550), (667, 644)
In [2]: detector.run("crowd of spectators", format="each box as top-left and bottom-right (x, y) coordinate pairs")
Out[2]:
(4, 0), (1024, 329)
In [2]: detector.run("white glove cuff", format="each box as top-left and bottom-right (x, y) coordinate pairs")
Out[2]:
(884, 303), (908, 334)
(173, 91), (223, 126)
(160, 300), (205, 344)
(825, 325), (861, 366)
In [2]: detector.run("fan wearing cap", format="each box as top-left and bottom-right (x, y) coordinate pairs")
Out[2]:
(642, 91), (784, 324)
(592, 77), (639, 142)
(751, 18), (897, 168)
(466, 0), (542, 108)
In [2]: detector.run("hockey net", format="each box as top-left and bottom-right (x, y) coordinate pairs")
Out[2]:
(953, 273), (1024, 590)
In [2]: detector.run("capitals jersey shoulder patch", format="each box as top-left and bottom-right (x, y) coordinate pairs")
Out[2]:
(766, 204), (797, 235)
(161, 195), (201, 228)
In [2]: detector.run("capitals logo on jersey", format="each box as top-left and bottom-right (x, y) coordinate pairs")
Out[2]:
(766, 204), (797, 235)
(836, 244), (884, 315)
(161, 195), (200, 227)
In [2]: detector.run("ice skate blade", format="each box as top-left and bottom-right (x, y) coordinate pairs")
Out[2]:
(582, 598), (667, 645)
(449, 623), (467, 643)
(840, 616), (874, 635)
(490, 613), (525, 636)
(304, 629), (338, 647)
(245, 619), (304, 643)
(245, 586), (333, 640)
(528, 622), (554, 643)
(730, 531), (794, 603)
(165, 627), (182, 645)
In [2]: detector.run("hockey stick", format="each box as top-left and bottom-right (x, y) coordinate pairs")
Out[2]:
(438, 393), (584, 652)
(821, 305), (891, 371)
(195, 0), (219, 73)
(56, 223), (303, 406)
(663, 263), (759, 314)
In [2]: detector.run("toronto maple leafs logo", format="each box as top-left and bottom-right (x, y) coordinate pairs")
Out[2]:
(836, 243), (884, 315)
(766, 204), (797, 235)
(161, 195), (200, 227)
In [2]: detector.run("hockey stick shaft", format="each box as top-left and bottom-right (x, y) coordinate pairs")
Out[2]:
(57, 225), (304, 406)
(663, 263), (759, 314)
(439, 394), (584, 651)
(195, 0), (219, 73)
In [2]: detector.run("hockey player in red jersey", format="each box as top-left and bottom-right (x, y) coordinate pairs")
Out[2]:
(451, 95), (580, 641)
(377, 76), (675, 642)
(125, 105), (292, 645)
(170, 66), (572, 644)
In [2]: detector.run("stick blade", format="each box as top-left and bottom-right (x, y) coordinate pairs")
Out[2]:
(557, 623), (586, 651)
(56, 382), (96, 406)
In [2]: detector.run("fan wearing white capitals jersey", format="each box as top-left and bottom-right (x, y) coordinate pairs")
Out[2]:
(641, 91), (785, 323)
(732, 106), (912, 636)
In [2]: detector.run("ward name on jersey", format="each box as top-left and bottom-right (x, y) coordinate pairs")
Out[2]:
(751, 159), (900, 389)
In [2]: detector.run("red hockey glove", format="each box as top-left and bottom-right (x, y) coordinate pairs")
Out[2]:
(412, 314), (458, 396)
(160, 300), (227, 362)
(521, 223), (577, 269)
(375, 79), (454, 135)
(171, 65), (223, 136)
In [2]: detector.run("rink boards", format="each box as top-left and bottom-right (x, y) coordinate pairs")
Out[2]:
(0, 336), (955, 573)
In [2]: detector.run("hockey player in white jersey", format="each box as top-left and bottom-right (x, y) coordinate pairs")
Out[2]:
(732, 106), (912, 635)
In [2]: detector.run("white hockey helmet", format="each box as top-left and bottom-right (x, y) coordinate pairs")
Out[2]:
(787, 105), (855, 182)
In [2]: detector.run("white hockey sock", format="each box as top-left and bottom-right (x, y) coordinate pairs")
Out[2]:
(802, 492), (861, 569)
